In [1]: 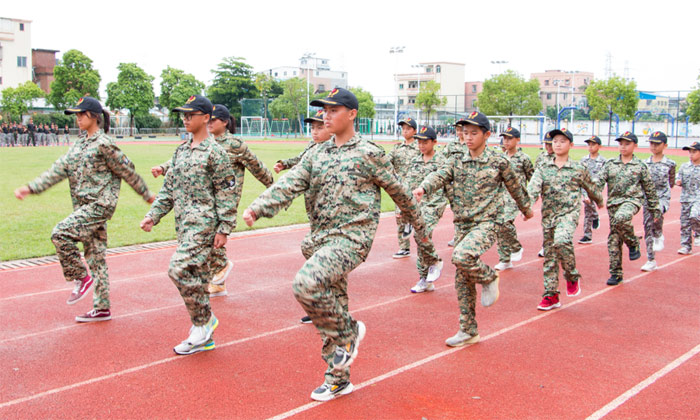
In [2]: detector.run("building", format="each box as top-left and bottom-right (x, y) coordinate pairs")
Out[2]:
(32, 48), (58, 93)
(531, 69), (594, 110)
(637, 91), (671, 115)
(464, 81), (483, 112)
(267, 56), (348, 93)
(0, 17), (32, 89)
(395, 62), (466, 115)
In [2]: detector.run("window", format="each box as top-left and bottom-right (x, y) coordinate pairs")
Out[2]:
(399, 83), (404, 90)
(0, 76), (3, 85)
(436, 65), (441, 73)
(471, 84), (477, 93)
(408, 97), (416, 104)
(19, 23), (24, 31)
(283, 71), (287, 76)
(399, 99), (404, 105)
(408, 81), (418, 89)
(546, 93), (552, 100)
(563, 93), (567, 100)
(293, 71), (296, 75)
(565, 79), (570, 85)
(274, 72), (278, 77)
(17, 56), (27, 67)
(318, 84), (325, 91)
(544, 80), (550, 86)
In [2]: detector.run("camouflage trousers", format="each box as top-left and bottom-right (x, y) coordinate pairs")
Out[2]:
(168, 230), (215, 326)
(51, 204), (111, 310)
(582, 201), (599, 238)
(607, 203), (640, 277)
(446, 183), (459, 239)
(680, 201), (700, 249)
(294, 238), (359, 385)
(542, 214), (580, 296)
(452, 221), (498, 336)
(416, 204), (446, 278)
(207, 247), (229, 277)
(496, 217), (522, 263)
(394, 209), (411, 251)
(643, 198), (669, 261)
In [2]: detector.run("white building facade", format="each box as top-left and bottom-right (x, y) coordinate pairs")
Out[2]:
(0, 17), (33, 89)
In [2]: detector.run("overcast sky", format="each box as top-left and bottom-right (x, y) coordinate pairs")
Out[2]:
(4, 0), (700, 101)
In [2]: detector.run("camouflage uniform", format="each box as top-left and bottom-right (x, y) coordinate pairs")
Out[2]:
(528, 159), (603, 296)
(439, 140), (468, 240)
(579, 154), (608, 238)
(405, 152), (449, 278)
(420, 146), (530, 336)
(277, 140), (318, 170)
(247, 134), (436, 385)
(146, 136), (237, 326)
(535, 150), (554, 168)
(642, 156), (676, 261)
(496, 148), (534, 263)
(27, 129), (152, 310)
(388, 140), (421, 251)
(677, 162), (700, 250)
(597, 156), (660, 278)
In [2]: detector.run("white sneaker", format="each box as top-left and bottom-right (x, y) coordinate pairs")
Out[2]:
(538, 248), (544, 257)
(494, 261), (513, 271)
(173, 314), (219, 355)
(426, 260), (443, 282)
(212, 260), (234, 285)
(510, 248), (523, 262)
(677, 247), (691, 255)
(445, 330), (480, 347)
(481, 275), (500, 307)
(695, 237), (700, 247)
(411, 278), (435, 293)
(652, 235), (664, 252)
(447, 238), (455, 247)
(640, 260), (657, 272)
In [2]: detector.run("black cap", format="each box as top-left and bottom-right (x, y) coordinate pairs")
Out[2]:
(64, 96), (103, 115)
(211, 104), (231, 121)
(648, 131), (668, 144)
(309, 87), (359, 110)
(456, 111), (490, 131)
(499, 127), (520, 138)
(682, 141), (700, 151)
(585, 135), (602, 145)
(615, 131), (638, 144)
(172, 95), (213, 115)
(304, 109), (324, 124)
(543, 131), (552, 143)
(414, 126), (437, 140)
(547, 128), (574, 142)
(398, 117), (417, 130)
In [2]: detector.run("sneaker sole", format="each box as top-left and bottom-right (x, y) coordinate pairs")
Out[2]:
(494, 264), (513, 271)
(446, 334), (481, 347)
(75, 315), (112, 322)
(537, 302), (562, 311)
(641, 267), (657, 272)
(212, 261), (234, 285)
(578, 240), (592, 244)
(410, 286), (435, 293)
(481, 276), (500, 307)
(209, 290), (228, 297)
(333, 321), (365, 371)
(510, 251), (523, 262)
(392, 254), (410, 259)
(310, 382), (354, 402)
(566, 287), (581, 297)
(173, 340), (216, 355)
(67, 279), (94, 305)
(300, 319), (312, 324)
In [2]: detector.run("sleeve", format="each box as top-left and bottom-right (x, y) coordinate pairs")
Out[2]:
(234, 142), (274, 187)
(578, 168), (604, 207)
(27, 152), (71, 194)
(420, 156), (454, 196)
(279, 142), (313, 170)
(523, 155), (535, 183)
(595, 162), (609, 191)
(500, 159), (531, 214)
(526, 167), (543, 205)
(209, 148), (238, 235)
(248, 154), (311, 220)
(145, 167), (175, 225)
(669, 161), (676, 189)
(160, 159), (172, 175)
(100, 142), (152, 201)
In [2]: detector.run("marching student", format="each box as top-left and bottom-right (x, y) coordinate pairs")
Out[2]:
(578, 135), (607, 244)
(536, 133), (555, 257)
(676, 142), (700, 254)
(442, 118), (470, 247)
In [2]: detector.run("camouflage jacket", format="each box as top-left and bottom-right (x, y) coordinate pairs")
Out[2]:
(147, 136), (237, 235)
(28, 129), (151, 215)
(677, 162), (700, 203)
(277, 140), (323, 170)
(643, 156), (676, 203)
(500, 148), (534, 220)
(579, 154), (608, 200)
(388, 140), (421, 181)
(535, 150), (554, 168)
(405, 152), (449, 210)
(439, 139), (468, 159)
(528, 158), (603, 228)
(596, 155), (660, 213)
(420, 146), (530, 225)
(247, 134), (429, 257)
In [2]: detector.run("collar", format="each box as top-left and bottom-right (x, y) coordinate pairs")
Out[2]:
(328, 133), (362, 150)
(462, 145), (495, 163)
(187, 135), (214, 151)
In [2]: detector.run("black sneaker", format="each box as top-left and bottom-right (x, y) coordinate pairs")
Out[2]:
(607, 275), (623, 286)
(578, 236), (592, 244)
(629, 245), (641, 261)
(310, 381), (354, 401)
(300, 315), (312, 324)
(592, 218), (600, 230)
(392, 249), (410, 259)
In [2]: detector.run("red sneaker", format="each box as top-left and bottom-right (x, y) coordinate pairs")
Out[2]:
(67, 275), (93, 305)
(75, 308), (111, 322)
(537, 295), (561, 311)
(566, 280), (581, 297)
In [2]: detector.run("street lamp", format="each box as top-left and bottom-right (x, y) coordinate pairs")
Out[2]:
(390, 46), (405, 139)
(301, 52), (315, 137)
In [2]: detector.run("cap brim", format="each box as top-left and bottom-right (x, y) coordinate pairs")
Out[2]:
(615, 137), (636, 143)
(64, 108), (83, 115)
(682, 146), (700, 150)
(648, 139), (666, 144)
(304, 118), (324, 124)
(414, 134), (436, 140)
(584, 139), (600, 144)
(310, 98), (342, 107)
(171, 106), (196, 113)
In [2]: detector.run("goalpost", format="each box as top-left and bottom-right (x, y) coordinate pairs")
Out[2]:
(240, 116), (268, 138)
(487, 115), (548, 145)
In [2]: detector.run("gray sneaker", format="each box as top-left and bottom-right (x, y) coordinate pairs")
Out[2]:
(410, 278), (434, 293)
(332, 321), (366, 371)
(445, 330), (480, 347)
(447, 238), (455, 247)
(481, 275), (500, 307)
(426, 260), (443, 282)
(310, 381), (354, 401)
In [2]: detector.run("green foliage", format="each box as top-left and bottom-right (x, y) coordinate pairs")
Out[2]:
(207, 57), (259, 120)
(49, 112), (74, 128)
(31, 113), (51, 125)
(476, 70), (542, 116)
(106, 63), (155, 135)
(254, 72), (284, 120)
(134, 114), (162, 129)
(546, 106), (590, 121)
(350, 87), (376, 119)
(48, 49), (101, 110)
(585, 76), (637, 121)
(414, 81), (446, 123)
(269, 77), (308, 135)
(0, 81), (45, 118)
(686, 74), (700, 124)
(159, 66), (204, 113)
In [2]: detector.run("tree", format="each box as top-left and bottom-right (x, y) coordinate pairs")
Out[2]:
(476, 70), (542, 119)
(269, 77), (308, 136)
(585, 76), (637, 121)
(207, 57), (258, 120)
(350, 87), (376, 119)
(106, 63), (155, 136)
(48, 49), (101, 110)
(0, 81), (45, 119)
(254, 72), (283, 120)
(159, 66), (204, 127)
(686, 74), (700, 124)
(414, 81), (446, 124)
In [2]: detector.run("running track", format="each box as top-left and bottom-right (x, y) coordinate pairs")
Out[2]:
(0, 188), (698, 419)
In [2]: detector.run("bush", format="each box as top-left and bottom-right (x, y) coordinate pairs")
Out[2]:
(31, 113), (51, 125)
(50, 112), (74, 128)
(134, 114), (162, 129)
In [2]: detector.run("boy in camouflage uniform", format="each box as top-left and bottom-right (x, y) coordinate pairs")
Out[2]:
(141, 95), (237, 355)
(578, 135), (607, 244)
(535, 133), (555, 257)
(640, 131), (676, 271)
(243, 88), (438, 402)
(415, 111), (533, 347)
(14, 97), (154, 322)
(494, 127), (534, 271)
(596, 132), (660, 286)
(676, 142), (700, 254)
(528, 128), (603, 310)
(441, 119), (470, 247)
(388, 117), (421, 258)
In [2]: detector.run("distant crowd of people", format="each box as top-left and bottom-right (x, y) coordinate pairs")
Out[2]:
(1, 118), (71, 146)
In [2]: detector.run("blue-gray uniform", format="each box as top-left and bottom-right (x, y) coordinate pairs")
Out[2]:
(642, 155), (676, 261)
(677, 160), (700, 251)
(579, 154), (607, 238)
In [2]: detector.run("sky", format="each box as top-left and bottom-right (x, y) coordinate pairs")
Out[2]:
(4, 0), (700, 102)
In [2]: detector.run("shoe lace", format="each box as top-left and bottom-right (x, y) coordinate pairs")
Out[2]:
(72, 280), (82, 293)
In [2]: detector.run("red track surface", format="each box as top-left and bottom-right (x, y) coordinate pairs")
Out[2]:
(1, 188), (698, 419)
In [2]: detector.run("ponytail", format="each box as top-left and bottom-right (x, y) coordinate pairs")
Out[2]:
(87, 110), (111, 133)
(226, 114), (237, 134)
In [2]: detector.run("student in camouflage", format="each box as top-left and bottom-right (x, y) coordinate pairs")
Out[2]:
(528, 128), (603, 310)
(676, 142), (700, 254)
(151, 104), (273, 298)
(243, 88), (438, 402)
(535, 133), (555, 257)
(494, 127), (534, 271)
(14, 97), (154, 322)
(274, 110), (329, 174)
(640, 131), (676, 271)
(441, 119), (470, 247)
(415, 111), (533, 347)
(578, 136), (607, 244)
(141, 95), (237, 355)
(596, 131), (660, 285)
(388, 117), (421, 259)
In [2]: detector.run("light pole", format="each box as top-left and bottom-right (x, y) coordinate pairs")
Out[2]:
(390, 46), (404, 139)
(412, 64), (426, 125)
(301, 52), (315, 137)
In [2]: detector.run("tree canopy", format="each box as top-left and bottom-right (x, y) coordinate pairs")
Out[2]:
(48, 49), (101, 110)
(414, 80), (446, 124)
(350, 87), (376, 119)
(207, 57), (258, 120)
(1, 81), (45, 119)
(269, 77), (308, 135)
(159, 66), (204, 127)
(686, 74), (700, 124)
(476, 70), (542, 116)
(585, 76), (638, 121)
(106, 63), (155, 135)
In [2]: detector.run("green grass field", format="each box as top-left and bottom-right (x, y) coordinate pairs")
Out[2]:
(0, 139), (688, 261)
